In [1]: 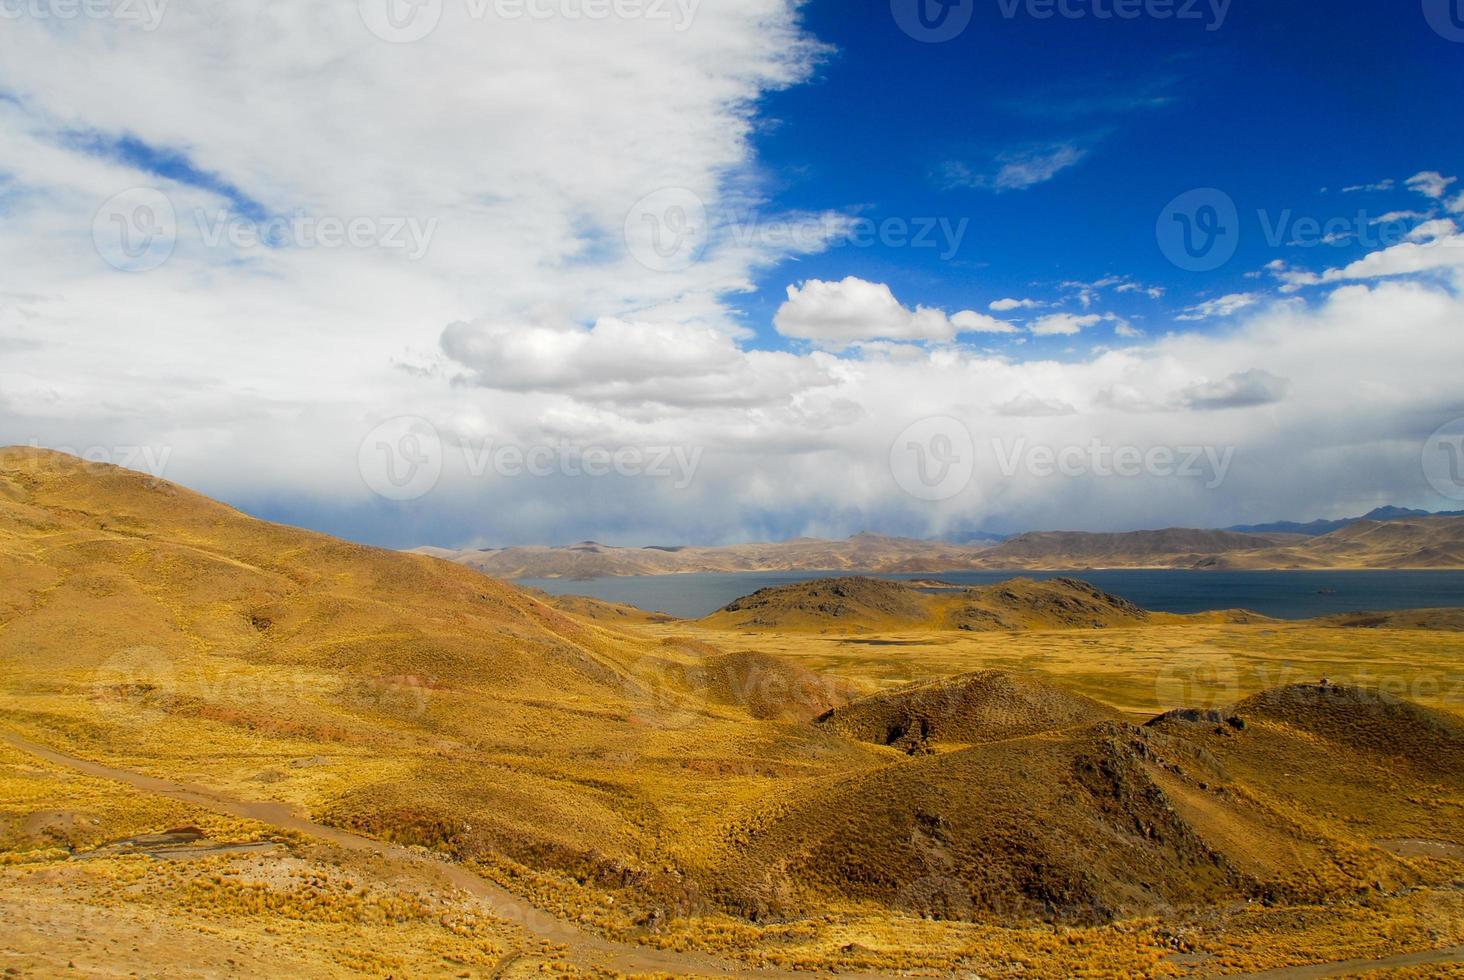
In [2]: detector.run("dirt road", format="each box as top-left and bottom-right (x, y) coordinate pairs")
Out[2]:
(0, 729), (856, 979)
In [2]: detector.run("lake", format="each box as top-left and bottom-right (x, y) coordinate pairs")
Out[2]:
(518, 569), (1464, 621)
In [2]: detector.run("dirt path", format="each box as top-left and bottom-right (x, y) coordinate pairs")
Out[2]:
(1231, 944), (1464, 978)
(0, 729), (856, 979)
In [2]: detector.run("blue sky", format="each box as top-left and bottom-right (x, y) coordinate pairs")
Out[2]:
(2, 0), (1463, 549)
(734, 0), (1464, 353)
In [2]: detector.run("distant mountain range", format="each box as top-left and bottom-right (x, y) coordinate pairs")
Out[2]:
(1225, 506), (1464, 536)
(416, 511), (1464, 579)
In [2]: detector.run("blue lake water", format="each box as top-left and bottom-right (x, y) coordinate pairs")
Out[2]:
(518, 569), (1464, 621)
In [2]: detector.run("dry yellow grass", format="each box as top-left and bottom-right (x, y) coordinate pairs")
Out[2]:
(4, 447), (1464, 977)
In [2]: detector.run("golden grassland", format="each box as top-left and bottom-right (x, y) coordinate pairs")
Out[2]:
(3, 447), (1464, 977)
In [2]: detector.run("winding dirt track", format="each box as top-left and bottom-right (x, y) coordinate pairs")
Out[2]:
(1230, 945), (1464, 978)
(0, 730), (859, 979)
(10, 729), (1463, 979)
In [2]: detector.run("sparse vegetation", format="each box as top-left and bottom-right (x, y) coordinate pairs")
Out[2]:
(3, 448), (1463, 977)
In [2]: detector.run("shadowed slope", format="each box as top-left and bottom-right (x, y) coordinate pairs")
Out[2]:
(711, 722), (1248, 924)
(817, 670), (1120, 753)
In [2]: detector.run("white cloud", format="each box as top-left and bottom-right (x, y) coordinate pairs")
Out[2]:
(944, 142), (1088, 192)
(994, 392), (1077, 417)
(1406, 171), (1458, 200)
(3, 13), (1464, 546)
(1342, 179), (1395, 193)
(1029, 312), (1104, 336)
(1450, 192), (1464, 215)
(1319, 220), (1464, 283)
(990, 297), (1041, 311)
(1113, 322), (1144, 338)
(773, 277), (1014, 346)
(1178, 369), (1290, 411)
(1177, 293), (1260, 321)
(1374, 210), (1429, 224)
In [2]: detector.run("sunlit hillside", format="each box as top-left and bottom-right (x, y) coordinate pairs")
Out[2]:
(3, 449), (1464, 977)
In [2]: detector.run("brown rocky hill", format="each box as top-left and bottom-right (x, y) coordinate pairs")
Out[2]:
(700, 576), (1154, 633)
(817, 670), (1120, 753)
(713, 722), (1254, 924)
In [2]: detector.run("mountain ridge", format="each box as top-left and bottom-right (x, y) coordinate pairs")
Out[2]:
(417, 513), (1464, 578)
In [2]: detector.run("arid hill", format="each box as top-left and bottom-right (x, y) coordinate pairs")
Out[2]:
(980, 527), (1295, 566)
(700, 576), (1157, 633)
(5, 449), (1464, 977)
(816, 670), (1120, 753)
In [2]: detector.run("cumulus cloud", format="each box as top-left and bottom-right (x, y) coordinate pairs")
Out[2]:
(1318, 220), (1464, 283)
(3, 8), (1464, 547)
(991, 297), (1041, 311)
(773, 277), (1015, 346)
